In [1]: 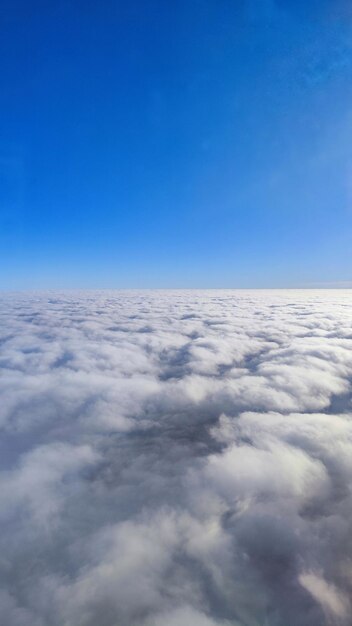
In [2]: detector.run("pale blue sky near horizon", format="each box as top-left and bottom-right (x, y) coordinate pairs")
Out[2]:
(1, 0), (352, 289)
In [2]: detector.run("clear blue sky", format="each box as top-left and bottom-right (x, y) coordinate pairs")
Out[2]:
(1, 0), (352, 288)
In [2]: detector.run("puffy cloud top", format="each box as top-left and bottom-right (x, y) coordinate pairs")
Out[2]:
(0, 289), (352, 625)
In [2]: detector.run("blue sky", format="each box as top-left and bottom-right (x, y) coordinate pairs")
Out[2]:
(1, 0), (352, 288)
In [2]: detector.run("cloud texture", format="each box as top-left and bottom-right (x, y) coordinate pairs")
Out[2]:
(0, 289), (352, 625)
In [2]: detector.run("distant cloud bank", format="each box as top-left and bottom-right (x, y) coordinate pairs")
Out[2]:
(0, 289), (352, 626)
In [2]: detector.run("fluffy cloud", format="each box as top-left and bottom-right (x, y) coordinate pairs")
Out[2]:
(0, 289), (351, 625)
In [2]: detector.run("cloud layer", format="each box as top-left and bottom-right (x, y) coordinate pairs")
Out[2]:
(0, 289), (352, 625)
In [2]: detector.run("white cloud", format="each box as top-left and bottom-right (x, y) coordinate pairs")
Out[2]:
(0, 289), (351, 625)
(299, 572), (350, 620)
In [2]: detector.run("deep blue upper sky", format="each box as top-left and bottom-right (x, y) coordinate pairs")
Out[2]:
(1, 0), (352, 288)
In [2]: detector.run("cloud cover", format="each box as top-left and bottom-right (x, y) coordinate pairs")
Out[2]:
(0, 289), (352, 625)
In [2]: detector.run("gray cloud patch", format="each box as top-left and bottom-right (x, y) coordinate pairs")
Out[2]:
(0, 289), (352, 625)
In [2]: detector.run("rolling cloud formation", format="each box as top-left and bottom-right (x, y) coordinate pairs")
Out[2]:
(0, 289), (352, 625)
